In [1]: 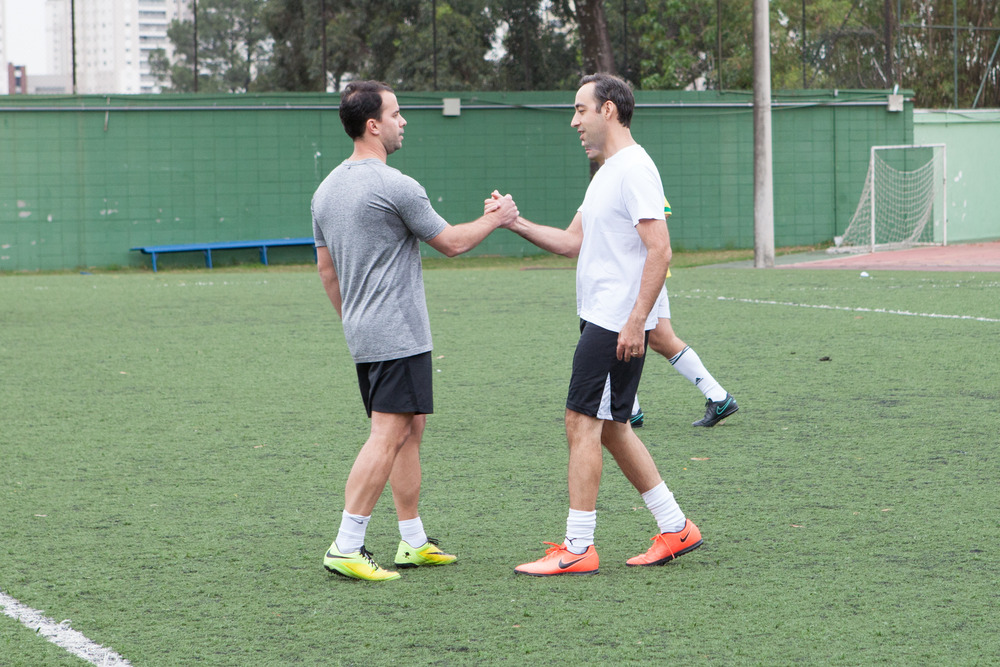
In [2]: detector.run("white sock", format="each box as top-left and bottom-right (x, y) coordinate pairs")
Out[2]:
(398, 516), (427, 548)
(335, 511), (370, 554)
(641, 482), (686, 534)
(565, 508), (597, 554)
(632, 394), (641, 414)
(670, 346), (727, 402)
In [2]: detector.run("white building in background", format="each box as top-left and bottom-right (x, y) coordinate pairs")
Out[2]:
(1, 0), (9, 94)
(45, 0), (191, 94)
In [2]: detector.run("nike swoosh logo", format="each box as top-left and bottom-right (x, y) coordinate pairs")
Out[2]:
(715, 398), (733, 415)
(325, 550), (351, 560)
(558, 555), (588, 569)
(678, 527), (692, 543)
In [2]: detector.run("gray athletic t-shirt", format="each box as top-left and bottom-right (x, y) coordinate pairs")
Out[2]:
(312, 159), (448, 363)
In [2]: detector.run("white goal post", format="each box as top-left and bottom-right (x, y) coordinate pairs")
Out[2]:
(831, 144), (947, 254)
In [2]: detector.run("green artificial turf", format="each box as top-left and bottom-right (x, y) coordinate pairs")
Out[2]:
(1, 265), (998, 665)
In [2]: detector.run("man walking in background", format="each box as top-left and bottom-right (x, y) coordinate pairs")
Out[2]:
(630, 295), (739, 428)
(313, 80), (518, 581)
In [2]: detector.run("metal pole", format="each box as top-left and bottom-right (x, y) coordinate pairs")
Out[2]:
(752, 0), (775, 268)
(953, 0), (958, 107)
(432, 0), (438, 90)
(972, 33), (1000, 108)
(869, 147), (876, 251)
(623, 0), (628, 79)
(193, 0), (199, 93)
(716, 0), (723, 89)
(321, 0), (328, 92)
(71, 0), (77, 94)
(801, 0), (806, 88)
(942, 146), (948, 246)
(897, 0), (902, 83)
(884, 0), (892, 85)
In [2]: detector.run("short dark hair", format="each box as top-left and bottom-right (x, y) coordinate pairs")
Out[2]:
(339, 80), (394, 139)
(579, 73), (634, 128)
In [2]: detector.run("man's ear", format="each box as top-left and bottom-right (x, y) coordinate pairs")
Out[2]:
(367, 117), (380, 135)
(602, 100), (617, 121)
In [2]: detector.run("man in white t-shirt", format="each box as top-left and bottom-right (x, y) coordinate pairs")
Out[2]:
(492, 74), (703, 576)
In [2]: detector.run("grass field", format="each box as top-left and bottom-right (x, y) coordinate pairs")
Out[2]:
(2, 261), (999, 666)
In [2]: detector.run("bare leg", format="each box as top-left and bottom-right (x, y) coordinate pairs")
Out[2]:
(633, 317), (687, 417)
(600, 420), (663, 495)
(389, 413), (425, 521)
(648, 316), (730, 410)
(648, 317), (687, 359)
(343, 411), (415, 516)
(565, 408), (605, 512)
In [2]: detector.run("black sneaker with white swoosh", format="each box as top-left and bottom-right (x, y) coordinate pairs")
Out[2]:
(692, 393), (739, 427)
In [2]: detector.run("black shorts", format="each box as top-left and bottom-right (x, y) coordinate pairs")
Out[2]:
(566, 320), (648, 423)
(355, 351), (434, 418)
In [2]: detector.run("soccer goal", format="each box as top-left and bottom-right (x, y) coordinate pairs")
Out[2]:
(831, 144), (947, 253)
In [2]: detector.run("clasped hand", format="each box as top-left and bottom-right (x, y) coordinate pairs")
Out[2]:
(484, 190), (518, 228)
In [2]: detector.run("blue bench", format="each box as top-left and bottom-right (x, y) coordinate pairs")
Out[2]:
(131, 238), (316, 272)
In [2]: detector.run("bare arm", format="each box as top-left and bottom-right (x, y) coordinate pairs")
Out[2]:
(425, 193), (518, 257)
(316, 247), (342, 318)
(617, 217), (671, 362)
(504, 211), (584, 258)
(486, 189), (584, 259)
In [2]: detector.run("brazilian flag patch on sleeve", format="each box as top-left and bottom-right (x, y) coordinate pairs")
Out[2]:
(664, 198), (672, 279)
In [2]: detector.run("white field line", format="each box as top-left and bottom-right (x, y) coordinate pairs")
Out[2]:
(706, 296), (1000, 323)
(0, 590), (132, 666)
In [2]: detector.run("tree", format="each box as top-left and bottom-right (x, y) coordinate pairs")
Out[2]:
(793, 0), (892, 90)
(492, 0), (579, 90)
(151, 0), (272, 93)
(633, 0), (732, 90)
(896, 0), (1000, 107)
(632, 0), (1000, 106)
(262, 0), (324, 91)
(574, 0), (616, 73)
(264, 0), (499, 91)
(632, 0), (853, 92)
(155, 0), (1000, 106)
(385, 0), (498, 90)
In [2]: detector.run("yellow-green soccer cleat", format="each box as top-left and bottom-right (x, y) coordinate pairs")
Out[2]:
(394, 538), (458, 568)
(324, 543), (400, 581)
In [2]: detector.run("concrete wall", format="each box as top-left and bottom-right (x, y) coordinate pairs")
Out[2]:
(914, 109), (1000, 244)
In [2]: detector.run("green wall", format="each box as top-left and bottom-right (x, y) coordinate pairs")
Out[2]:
(914, 109), (1000, 243)
(1, 90), (912, 272)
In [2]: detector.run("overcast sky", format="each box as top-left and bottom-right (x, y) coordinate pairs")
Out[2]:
(5, 0), (48, 73)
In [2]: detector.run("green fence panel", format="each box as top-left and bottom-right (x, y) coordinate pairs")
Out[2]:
(1, 90), (911, 272)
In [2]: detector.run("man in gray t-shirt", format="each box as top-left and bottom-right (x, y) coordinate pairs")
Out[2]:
(314, 80), (517, 582)
(312, 159), (445, 364)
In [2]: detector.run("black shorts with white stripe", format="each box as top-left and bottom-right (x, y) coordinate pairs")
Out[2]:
(566, 320), (648, 423)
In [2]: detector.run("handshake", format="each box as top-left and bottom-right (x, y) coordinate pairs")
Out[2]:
(483, 190), (519, 229)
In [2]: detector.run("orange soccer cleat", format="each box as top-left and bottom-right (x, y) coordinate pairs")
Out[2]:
(626, 519), (703, 566)
(514, 542), (599, 577)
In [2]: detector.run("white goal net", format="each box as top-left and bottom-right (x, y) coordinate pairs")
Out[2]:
(831, 144), (947, 253)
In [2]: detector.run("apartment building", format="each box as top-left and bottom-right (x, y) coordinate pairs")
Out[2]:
(1, 0), (8, 94)
(44, 0), (191, 94)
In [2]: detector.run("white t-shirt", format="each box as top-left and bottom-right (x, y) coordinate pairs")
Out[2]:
(576, 144), (667, 333)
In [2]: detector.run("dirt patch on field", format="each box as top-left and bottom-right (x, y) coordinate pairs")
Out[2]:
(779, 241), (1000, 272)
